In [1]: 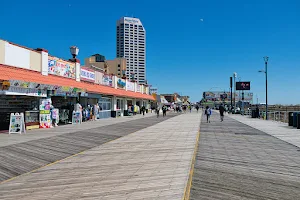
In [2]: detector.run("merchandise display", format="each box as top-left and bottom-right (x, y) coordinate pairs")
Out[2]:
(25, 110), (39, 130)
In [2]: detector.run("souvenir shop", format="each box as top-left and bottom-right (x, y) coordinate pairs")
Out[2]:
(98, 96), (112, 119)
(50, 95), (77, 124)
(79, 92), (101, 121)
(0, 86), (47, 131)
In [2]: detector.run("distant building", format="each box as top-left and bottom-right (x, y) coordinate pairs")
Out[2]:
(116, 17), (146, 84)
(85, 54), (126, 78)
(149, 87), (158, 94)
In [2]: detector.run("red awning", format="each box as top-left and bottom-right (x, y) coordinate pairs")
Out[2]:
(0, 64), (155, 100)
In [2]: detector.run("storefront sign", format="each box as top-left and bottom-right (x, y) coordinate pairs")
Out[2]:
(39, 99), (52, 128)
(1, 87), (47, 97)
(9, 80), (57, 90)
(126, 81), (135, 91)
(102, 74), (113, 87)
(80, 92), (101, 99)
(53, 90), (77, 97)
(48, 56), (76, 79)
(81, 67), (95, 82)
(72, 111), (82, 124)
(9, 113), (26, 134)
(117, 78), (126, 89)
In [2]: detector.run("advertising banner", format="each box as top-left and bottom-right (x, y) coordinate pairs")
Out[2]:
(117, 78), (126, 89)
(102, 74), (113, 87)
(48, 56), (76, 79)
(9, 113), (26, 134)
(126, 81), (135, 91)
(81, 67), (95, 82)
(39, 98), (52, 128)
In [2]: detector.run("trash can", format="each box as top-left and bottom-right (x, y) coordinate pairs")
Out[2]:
(251, 110), (256, 118)
(288, 112), (294, 126)
(293, 112), (299, 127)
(297, 113), (300, 129)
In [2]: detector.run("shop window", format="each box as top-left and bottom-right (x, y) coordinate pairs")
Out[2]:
(117, 99), (121, 110)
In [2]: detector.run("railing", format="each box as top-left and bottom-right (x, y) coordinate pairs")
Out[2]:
(243, 110), (300, 124)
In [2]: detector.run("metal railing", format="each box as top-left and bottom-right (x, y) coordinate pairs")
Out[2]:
(244, 110), (300, 124)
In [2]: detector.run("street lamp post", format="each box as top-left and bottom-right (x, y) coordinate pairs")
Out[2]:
(233, 72), (237, 109)
(259, 56), (269, 120)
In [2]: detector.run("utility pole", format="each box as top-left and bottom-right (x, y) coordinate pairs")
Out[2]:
(230, 77), (233, 110)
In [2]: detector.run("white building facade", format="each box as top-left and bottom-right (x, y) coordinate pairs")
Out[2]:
(116, 17), (146, 84)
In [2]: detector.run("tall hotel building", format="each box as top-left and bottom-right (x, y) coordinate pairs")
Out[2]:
(116, 17), (146, 84)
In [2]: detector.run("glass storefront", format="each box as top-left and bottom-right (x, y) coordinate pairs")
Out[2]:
(98, 97), (112, 119)
(116, 98), (125, 117)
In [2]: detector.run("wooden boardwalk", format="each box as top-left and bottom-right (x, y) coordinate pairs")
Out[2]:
(190, 113), (300, 200)
(0, 112), (201, 200)
(0, 114), (176, 182)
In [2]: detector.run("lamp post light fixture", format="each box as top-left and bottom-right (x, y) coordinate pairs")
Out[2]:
(259, 56), (269, 120)
(70, 46), (79, 59)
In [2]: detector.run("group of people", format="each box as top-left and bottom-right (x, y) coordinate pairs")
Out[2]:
(156, 105), (168, 117)
(204, 104), (225, 123)
(74, 102), (100, 122)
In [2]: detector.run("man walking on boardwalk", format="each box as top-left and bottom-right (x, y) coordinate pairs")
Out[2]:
(205, 106), (212, 123)
(219, 104), (225, 122)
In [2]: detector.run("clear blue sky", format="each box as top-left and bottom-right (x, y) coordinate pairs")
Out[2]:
(1, 0), (300, 104)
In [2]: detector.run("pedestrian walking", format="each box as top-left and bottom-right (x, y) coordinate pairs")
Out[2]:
(195, 105), (199, 113)
(141, 105), (146, 116)
(205, 106), (212, 123)
(255, 105), (260, 118)
(219, 104), (225, 122)
(189, 105), (192, 113)
(162, 105), (167, 117)
(156, 106), (160, 118)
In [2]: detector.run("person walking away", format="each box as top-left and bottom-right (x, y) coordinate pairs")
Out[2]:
(219, 104), (225, 122)
(205, 106), (212, 123)
(141, 105), (146, 116)
(255, 105), (260, 118)
(189, 105), (192, 113)
(196, 105), (199, 113)
(162, 105), (167, 117)
(156, 106), (160, 118)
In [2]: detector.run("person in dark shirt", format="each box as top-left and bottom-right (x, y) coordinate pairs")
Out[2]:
(219, 104), (225, 122)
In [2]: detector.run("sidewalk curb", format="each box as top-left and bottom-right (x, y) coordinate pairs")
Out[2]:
(182, 129), (201, 200)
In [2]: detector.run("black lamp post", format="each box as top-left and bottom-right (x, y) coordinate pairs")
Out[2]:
(259, 56), (269, 120)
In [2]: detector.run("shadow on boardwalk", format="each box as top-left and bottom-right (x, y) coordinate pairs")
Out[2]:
(190, 113), (300, 200)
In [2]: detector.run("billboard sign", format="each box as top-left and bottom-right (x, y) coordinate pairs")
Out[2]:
(204, 91), (253, 102)
(236, 82), (250, 90)
(48, 56), (76, 79)
(80, 67), (95, 82)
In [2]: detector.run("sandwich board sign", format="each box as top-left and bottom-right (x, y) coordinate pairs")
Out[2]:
(9, 113), (26, 134)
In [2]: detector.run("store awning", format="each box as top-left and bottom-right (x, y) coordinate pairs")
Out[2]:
(0, 64), (155, 101)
